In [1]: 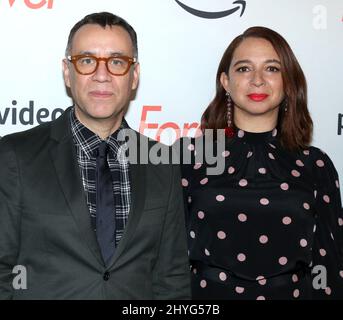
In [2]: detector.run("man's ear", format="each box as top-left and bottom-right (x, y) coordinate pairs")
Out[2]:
(131, 62), (140, 90)
(62, 59), (71, 88)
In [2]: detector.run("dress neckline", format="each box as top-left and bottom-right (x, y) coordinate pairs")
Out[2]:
(234, 127), (278, 144)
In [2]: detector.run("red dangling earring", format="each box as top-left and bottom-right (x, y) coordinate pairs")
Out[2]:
(225, 91), (235, 138)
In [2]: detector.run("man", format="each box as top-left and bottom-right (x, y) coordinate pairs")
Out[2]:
(0, 12), (190, 299)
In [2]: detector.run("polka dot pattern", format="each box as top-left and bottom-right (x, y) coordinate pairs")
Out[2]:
(182, 132), (343, 299)
(316, 160), (325, 167)
(219, 272), (227, 281)
(200, 178), (208, 185)
(238, 213), (247, 222)
(181, 179), (188, 187)
(237, 253), (246, 262)
(303, 203), (310, 210)
(235, 286), (245, 294)
(216, 195), (225, 202)
(259, 235), (268, 244)
(280, 183), (289, 191)
(194, 163), (202, 170)
(291, 170), (301, 177)
(293, 289), (300, 298)
(222, 150), (230, 157)
(200, 280), (207, 288)
(319, 249), (326, 257)
(198, 211), (205, 219)
(300, 239), (307, 247)
(260, 198), (269, 205)
(217, 231), (226, 240)
(238, 130), (244, 138)
(259, 168), (267, 174)
(187, 143), (195, 151)
(256, 276), (267, 286)
(239, 179), (248, 187)
(296, 160), (304, 167)
(228, 167), (235, 174)
(282, 217), (292, 225)
(323, 195), (330, 203)
(268, 153), (275, 160)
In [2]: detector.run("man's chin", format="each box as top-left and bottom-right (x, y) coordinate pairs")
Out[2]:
(90, 112), (122, 121)
(75, 105), (125, 123)
(95, 107), (127, 120)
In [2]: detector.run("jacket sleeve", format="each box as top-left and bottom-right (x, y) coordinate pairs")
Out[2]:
(152, 164), (191, 299)
(310, 148), (343, 299)
(0, 136), (22, 299)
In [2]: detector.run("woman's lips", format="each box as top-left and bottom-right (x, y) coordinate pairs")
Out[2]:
(247, 93), (269, 101)
(89, 91), (113, 98)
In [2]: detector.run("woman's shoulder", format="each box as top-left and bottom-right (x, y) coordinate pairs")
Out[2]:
(305, 146), (336, 167)
(304, 146), (340, 185)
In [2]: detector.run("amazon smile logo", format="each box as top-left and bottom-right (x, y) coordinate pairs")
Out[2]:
(175, 0), (246, 19)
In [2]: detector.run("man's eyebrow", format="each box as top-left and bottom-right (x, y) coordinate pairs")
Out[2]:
(76, 50), (126, 56)
(233, 59), (281, 67)
(77, 50), (95, 55)
(108, 51), (126, 56)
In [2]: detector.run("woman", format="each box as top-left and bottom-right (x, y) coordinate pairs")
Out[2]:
(180, 26), (343, 299)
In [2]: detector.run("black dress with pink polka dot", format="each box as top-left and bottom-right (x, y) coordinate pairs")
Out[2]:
(180, 128), (343, 299)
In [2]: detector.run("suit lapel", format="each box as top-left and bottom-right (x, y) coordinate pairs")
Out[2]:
(49, 108), (104, 266)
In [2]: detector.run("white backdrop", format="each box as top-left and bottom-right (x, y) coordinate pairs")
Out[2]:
(0, 0), (342, 196)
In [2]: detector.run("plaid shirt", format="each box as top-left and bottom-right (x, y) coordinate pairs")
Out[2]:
(70, 108), (131, 246)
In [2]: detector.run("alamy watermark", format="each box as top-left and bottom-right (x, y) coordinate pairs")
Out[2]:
(313, 5), (327, 30)
(11, 264), (329, 291)
(115, 128), (227, 176)
(12, 265), (27, 290)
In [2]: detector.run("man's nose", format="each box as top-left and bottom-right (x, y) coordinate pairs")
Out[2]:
(92, 61), (111, 82)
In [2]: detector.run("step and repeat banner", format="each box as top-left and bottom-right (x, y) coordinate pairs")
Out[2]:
(0, 0), (342, 192)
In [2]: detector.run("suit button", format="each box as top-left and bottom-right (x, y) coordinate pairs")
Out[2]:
(103, 271), (110, 281)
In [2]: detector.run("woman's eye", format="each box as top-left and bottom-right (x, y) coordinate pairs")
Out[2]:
(236, 66), (250, 72)
(267, 66), (280, 72)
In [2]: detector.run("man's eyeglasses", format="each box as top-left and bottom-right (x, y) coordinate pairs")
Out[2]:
(67, 55), (137, 76)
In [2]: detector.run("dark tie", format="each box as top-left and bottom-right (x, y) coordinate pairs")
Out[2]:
(96, 141), (116, 265)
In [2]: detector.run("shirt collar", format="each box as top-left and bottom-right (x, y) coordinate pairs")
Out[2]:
(70, 107), (129, 159)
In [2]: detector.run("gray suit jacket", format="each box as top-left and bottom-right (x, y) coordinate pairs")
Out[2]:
(0, 108), (190, 299)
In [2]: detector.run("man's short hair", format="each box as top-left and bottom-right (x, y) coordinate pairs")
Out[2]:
(65, 12), (138, 58)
